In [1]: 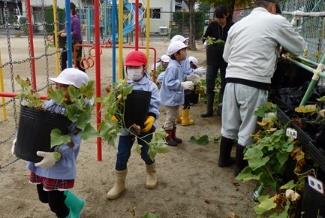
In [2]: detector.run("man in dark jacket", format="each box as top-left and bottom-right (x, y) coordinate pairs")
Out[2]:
(201, 5), (233, 117)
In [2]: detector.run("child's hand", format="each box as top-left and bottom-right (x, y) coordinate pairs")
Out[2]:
(142, 116), (155, 133)
(181, 81), (194, 90)
(35, 151), (61, 168)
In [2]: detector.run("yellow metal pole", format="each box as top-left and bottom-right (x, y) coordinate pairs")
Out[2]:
(0, 50), (8, 121)
(145, 0), (150, 65)
(118, 0), (124, 79)
(52, 0), (61, 74)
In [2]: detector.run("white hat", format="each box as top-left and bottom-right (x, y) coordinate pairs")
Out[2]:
(170, 35), (189, 43)
(188, 56), (198, 66)
(50, 68), (89, 88)
(167, 41), (187, 56)
(160, 55), (170, 63)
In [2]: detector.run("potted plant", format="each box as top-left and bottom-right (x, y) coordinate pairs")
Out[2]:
(14, 75), (96, 162)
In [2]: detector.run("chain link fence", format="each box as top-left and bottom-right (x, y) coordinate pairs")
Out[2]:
(280, 0), (325, 63)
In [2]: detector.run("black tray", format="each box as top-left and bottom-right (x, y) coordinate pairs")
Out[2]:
(15, 106), (72, 162)
(277, 108), (325, 172)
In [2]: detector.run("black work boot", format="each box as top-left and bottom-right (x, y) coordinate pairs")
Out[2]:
(234, 145), (248, 176)
(218, 137), (235, 167)
(165, 129), (178, 147)
(172, 126), (182, 144)
(201, 93), (214, 117)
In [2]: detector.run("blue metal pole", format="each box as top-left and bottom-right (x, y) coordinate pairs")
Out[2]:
(112, 0), (117, 83)
(65, 0), (72, 67)
(87, 7), (91, 43)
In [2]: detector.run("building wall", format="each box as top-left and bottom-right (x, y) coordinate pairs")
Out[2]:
(149, 0), (174, 34)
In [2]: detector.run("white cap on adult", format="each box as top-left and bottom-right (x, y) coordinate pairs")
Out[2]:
(167, 41), (187, 56)
(170, 35), (189, 43)
(160, 54), (171, 63)
(50, 68), (89, 88)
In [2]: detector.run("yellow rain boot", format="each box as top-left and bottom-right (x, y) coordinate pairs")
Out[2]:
(181, 108), (194, 126)
(145, 163), (158, 189)
(107, 169), (127, 200)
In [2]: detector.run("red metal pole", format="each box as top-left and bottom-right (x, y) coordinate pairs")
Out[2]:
(0, 92), (47, 100)
(135, 0), (139, 50)
(94, 0), (102, 161)
(26, 0), (37, 91)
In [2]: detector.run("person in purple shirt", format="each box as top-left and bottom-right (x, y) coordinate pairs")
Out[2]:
(59, 2), (84, 72)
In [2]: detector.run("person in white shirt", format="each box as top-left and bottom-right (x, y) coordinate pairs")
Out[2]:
(218, 0), (305, 175)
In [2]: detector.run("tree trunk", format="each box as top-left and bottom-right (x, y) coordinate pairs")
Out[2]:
(188, 0), (196, 50)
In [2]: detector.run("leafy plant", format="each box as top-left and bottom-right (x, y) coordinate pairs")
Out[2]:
(237, 102), (308, 218)
(48, 80), (97, 146)
(16, 76), (97, 148)
(100, 80), (168, 161)
(100, 80), (133, 144)
(15, 75), (43, 108)
(203, 36), (225, 46)
(142, 212), (160, 218)
(189, 134), (209, 145)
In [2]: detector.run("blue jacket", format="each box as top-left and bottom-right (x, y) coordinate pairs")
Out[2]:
(160, 59), (185, 106)
(181, 58), (194, 76)
(27, 100), (81, 180)
(157, 71), (165, 84)
(120, 74), (160, 136)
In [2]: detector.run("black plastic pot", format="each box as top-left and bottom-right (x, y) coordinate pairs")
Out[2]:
(122, 90), (152, 128)
(15, 106), (72, 163)
(58, 35), (66, 48)
(184, 89), (199, 105)
(301, 177), (325, 217)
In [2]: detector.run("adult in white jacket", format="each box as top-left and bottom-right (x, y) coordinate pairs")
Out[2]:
(218, 0), (305, 175)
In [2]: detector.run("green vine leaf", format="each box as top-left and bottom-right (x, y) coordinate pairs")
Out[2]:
(189, 135), (209, 145)
(254, 195), (277, 215)
(236, 167), (262, 182)
(50, 129), (71, 147)
(142, 212), (160, 218)
(280, 180), (296, 190)
(255, 102), (277, 118)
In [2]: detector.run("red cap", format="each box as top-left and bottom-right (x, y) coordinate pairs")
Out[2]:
(125, 50), (147, 67)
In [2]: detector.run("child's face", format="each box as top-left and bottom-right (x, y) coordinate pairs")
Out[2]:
(126, 66), (145, 81)
(55, 83), (70, 101)
(161, 61), (169, 69)
(175, 48), (187, 61)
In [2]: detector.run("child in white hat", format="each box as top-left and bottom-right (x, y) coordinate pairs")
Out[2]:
(13, 68), (88, 218)
(160, 41), (194, 146)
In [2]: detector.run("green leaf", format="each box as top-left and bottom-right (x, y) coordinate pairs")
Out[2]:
(249, 156), (270, 171)
(142, 212), (160, 218)
(255, 102), (277, 118)
(276, 152), (289, 168)
(254, 195), (277, 215)
(50, 129), (71, 147)
(236, 167), (262, 182)
(48, 87), (65, 105)
(244, 147), (263, 160)
(280, 180), (296, 190)
(80, 123), (97, 140)
(189, 135), (209, 145)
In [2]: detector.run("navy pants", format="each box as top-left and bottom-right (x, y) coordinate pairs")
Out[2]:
(115, 134), (154, 170)
(205, 61), (227, 113)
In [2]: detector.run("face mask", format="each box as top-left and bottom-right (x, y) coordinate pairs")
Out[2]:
(127, 67), (143, 81)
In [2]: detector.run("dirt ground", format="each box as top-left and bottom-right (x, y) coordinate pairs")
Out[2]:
(0, 36), (255, 218)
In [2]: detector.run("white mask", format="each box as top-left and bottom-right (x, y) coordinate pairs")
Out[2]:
(127, 67), (143, 81)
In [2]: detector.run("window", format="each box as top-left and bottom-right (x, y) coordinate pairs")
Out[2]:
(150, 8), (161, 19)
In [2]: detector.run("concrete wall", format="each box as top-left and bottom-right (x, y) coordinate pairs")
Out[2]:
(149, 0), (174, 34)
